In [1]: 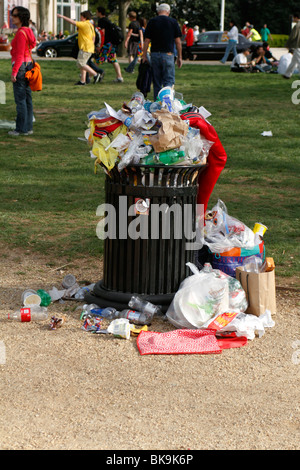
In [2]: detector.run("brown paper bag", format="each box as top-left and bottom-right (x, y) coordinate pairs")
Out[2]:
(149, 109), (189, 152)
(236, 267), (276, 317)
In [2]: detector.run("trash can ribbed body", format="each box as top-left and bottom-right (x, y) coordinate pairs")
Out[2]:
(89, 164), (206, 311)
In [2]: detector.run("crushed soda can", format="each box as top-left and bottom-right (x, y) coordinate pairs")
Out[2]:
(50, 315), (65, 330)
(81, 316), (103, 333)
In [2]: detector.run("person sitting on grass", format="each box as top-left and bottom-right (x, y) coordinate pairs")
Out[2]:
(231, 48), (252, 72)
(250, 45), (272, 72)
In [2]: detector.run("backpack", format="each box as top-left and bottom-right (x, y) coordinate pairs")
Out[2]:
(110, 23), (124, 46)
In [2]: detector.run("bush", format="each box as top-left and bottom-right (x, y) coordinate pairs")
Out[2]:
(270, 34), (289, 47)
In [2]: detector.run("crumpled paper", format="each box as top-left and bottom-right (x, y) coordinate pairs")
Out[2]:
(149, 109), (189, 153)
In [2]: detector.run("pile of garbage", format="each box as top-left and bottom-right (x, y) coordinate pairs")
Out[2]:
(84, 88), (214, 172)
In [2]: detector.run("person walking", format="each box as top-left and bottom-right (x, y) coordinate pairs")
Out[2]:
(96, 6), (123, 83)
(142, 3), (182, 101)
(260, 24), (273, 43)
(283, 12), (300, 79)
(124, 11), (143, 73)
(185, 24), (194, 60)
(58, 11), (102, 85)
(220, 20), (238, 63)
(8, 6), (36, 136)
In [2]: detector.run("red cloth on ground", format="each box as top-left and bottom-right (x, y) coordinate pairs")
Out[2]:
(137, 329), (222, 355)
(137, 329), (247, 355)
(180, 112), (227, 214)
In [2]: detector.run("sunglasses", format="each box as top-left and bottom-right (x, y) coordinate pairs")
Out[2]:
(11, 13), (19, 17)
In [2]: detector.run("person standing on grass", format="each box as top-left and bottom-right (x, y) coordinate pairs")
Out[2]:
(220, 20), (238, 63)
(283, 12), (300, 79)
(142, 3), (182, 101)
(57, 11), (102, 86)
(8, 6), (36, 136)
(260, 24), (273, 43)
(96, 6), (123, 83)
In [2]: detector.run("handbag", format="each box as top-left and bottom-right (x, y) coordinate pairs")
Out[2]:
(20, 28), (42, 91)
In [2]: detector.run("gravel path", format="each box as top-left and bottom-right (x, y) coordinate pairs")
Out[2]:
(0, 247), (299, 450)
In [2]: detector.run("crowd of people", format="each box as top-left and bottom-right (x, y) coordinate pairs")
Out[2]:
(6, 3), (300, 138)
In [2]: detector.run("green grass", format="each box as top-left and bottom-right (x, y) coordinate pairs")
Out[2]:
(0, 59), (299, 282)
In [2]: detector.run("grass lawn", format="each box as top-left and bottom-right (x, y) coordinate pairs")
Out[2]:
(0, 59), (299, 283)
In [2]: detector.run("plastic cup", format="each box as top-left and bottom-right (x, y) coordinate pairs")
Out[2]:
(22, 289), (41, 307)
(253, 223), (268, 237)
(62, 274), (76, 289)
(157, 86), (174, 101)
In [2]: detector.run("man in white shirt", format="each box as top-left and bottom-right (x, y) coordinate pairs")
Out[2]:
(220, 20), (239, 63)
(231, 48), (251, 72)
(278, 49), (298, 74)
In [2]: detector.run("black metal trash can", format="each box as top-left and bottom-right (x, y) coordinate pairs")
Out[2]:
(85, 163), (206, 312)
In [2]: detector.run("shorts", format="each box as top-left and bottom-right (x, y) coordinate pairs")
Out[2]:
(96, 42), (118, 64)
(77, 50), (92, 68)
(128, 40), (139, 56)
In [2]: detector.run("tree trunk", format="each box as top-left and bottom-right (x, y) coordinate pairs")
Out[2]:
(118, 0), (131, 57)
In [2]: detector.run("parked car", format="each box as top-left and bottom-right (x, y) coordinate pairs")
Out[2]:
(182, 31), (262, 60)
(36, 33), (78, 58)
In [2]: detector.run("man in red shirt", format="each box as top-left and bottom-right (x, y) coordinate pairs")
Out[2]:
(185, 25), (194, 60)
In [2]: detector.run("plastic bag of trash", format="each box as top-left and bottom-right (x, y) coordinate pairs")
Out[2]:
(166, 262), (248, 329)
(203, 199), (259, 253)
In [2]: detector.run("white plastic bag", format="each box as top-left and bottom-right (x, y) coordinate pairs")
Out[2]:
(166, 263), (229, 329)
(166, 263), (248, 329)
(216, 309), (275, 340)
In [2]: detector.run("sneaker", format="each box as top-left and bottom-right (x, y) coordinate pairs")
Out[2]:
(283, 75), (291, 79)
(74, 81), (86, 86)
(113, 77), (124, 83)
(93, 72), (104, 84)
(27, 130), (33, 135)
(124, 67), (134, 74)
(8, 130), (28, 136)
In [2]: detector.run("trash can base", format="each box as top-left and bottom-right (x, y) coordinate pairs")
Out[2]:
(84, 280), (174, 313)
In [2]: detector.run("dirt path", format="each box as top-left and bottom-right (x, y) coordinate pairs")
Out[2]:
(0, 247), (299, 450)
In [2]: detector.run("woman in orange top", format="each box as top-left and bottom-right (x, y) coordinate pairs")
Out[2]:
(9, 6), (36, 136)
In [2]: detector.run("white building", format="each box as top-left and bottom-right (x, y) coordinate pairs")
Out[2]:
(1, 0), (88, 36)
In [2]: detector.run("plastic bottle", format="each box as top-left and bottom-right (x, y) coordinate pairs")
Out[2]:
(74, 284), (95, 300)
(129, 92), (145, 113)
(8, 306), (48, 322)
(80, 304), (116, 320)
(158, 149), (185, 165)
(150, 101), (162, 113)
(128, 295), (162, 317)
(81, 304), (152, 325)
(242, 256), (263, 273)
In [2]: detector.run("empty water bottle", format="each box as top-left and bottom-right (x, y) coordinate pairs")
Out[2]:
(129, 92), (145, 113)
(8, 306), (48, 322)
(75, 284), (95, 300)
(128, 295), (162, 318)
(150, 101), (162, 113)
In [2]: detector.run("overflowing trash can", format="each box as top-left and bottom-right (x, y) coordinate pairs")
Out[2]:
(86, 162), (206, 312)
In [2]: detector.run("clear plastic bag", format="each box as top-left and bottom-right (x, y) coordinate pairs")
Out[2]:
(203, 199), (258, 253)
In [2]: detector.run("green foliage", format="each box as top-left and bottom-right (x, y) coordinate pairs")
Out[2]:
(271, 34), (289, 47)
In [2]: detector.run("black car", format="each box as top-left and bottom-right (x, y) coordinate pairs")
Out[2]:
(36, 33), (78, 58)
(182, 31), (262, 60)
